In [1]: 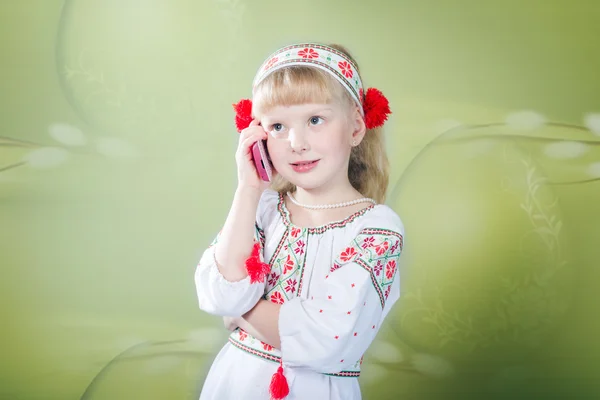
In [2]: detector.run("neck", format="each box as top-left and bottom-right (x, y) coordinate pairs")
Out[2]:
(293, 181), (363, 206)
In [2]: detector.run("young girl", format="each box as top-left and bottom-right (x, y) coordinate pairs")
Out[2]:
(194, 43), (404, 400)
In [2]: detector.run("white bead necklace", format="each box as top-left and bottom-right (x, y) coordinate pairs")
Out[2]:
(287, 192), (376, 210)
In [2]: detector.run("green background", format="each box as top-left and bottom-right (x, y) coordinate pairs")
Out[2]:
(1, 0), (599, 399)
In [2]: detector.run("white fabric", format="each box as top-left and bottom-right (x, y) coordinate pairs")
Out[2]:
(195, 189), (404, 400)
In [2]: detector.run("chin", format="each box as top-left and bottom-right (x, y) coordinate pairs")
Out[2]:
(286, 175), (330, 191)
(277, 165), (337, 191)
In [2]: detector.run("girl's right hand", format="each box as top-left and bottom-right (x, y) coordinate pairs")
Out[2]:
(235, 119), (270, 191)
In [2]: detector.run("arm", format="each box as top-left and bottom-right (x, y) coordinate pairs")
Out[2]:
(221, 301), (281, 347)
(214, 186), (262, 282)
(214, 118), (270, 282)
(242, 228), (404, 373)
(241, 300), (282, 348)
(194, 187), (268, 317)
(194, 119), (271, 316)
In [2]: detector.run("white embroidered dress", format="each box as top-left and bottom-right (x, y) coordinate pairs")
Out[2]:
(195, 190), (404, 400)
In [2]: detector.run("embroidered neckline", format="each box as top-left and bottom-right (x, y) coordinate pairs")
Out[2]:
(277, 192), (377, 234)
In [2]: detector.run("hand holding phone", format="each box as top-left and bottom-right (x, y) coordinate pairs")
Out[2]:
(236, 119), (274, 190)
(251, 140), (273, 182)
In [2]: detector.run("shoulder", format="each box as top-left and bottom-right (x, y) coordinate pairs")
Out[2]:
(356, 204), (404, 238)
(258, 188), (280, 210)
(347, 205), (405, 258)
(332, 205), (404, 262)
(256, 189), (282, 227)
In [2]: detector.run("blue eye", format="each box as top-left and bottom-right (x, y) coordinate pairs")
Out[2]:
(310, 116), (324, 125)
(271, 123), (283, 132)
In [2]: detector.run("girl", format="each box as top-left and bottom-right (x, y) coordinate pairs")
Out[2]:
(194, 43), (404, 400)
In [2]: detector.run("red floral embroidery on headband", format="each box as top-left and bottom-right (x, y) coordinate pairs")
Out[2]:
(263, 57), (279, 71)
(338, 61), (353, 78)
(298, 48), (319, 59)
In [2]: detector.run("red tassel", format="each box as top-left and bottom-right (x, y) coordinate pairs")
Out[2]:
(363, 88), (391, 129)
(244, 242), (270, 284)
(233, 99), (253, 133)
(269, 362), (289, 400)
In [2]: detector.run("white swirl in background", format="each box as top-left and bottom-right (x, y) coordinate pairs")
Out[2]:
(543, 141), (589, 159)
(506, 110), (546, 131)
(49, 123), (87, 146)
(23, 147), (70, 168)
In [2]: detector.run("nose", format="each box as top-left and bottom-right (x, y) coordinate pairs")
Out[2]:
(288, 128), (310, 153)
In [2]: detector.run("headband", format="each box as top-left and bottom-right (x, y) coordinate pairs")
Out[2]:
(233, 43), (391, 132)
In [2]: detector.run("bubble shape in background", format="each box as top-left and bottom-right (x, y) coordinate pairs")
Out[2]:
(55, 0), (247, 154)
(80, 336), (223, 400)
(386, 117), (600, 372)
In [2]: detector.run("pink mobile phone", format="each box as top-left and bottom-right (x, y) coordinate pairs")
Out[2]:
(251, 140), (273, 182)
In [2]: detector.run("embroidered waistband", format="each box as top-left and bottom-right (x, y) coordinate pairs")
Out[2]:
(228, 332), (361, 378)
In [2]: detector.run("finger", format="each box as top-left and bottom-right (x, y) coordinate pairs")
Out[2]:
(238, 125), (264, 142)
(239, 133), (266, 153)
(249, 118), (260, 127)
(252, 130), (268, 143)
(240, 137), (262, 154)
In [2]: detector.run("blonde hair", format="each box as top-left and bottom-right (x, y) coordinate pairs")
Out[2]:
(252, 44), (390, 204)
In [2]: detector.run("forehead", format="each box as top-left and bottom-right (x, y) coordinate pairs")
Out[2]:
(260, 103), (340, 120)
(251, 66), (352, 118)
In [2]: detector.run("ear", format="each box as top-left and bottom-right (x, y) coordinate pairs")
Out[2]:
(349, 106), (367, 146)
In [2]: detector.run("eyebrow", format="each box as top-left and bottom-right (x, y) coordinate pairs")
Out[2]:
(262, 107), (334, 122)
(308, 107), (334, 114)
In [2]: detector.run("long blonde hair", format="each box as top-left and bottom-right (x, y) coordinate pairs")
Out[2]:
(252, 44), (390, 204)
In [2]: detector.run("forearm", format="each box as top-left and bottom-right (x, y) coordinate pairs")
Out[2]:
(235, 317), (272, 346)
(214, 186), (262, 282)
(242, 300), (282, 349)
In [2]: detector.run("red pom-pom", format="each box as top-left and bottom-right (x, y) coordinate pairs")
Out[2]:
(269, 364), (289, 400)
(363, 88), (391, 129)
(233, 99), (253, 133)
(245, 242), (270, 284)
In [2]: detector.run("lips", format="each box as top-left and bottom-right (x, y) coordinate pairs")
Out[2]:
(290, 159), (320, 173)
(291, 160), (318, 166)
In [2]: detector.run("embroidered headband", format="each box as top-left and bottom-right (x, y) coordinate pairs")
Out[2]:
(233, 43), (391, 132)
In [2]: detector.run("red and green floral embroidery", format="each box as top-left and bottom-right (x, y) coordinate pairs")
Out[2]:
(252, 44), (367, 121)
(333, 228), (403, 308)
(265, 226), (308, 303)
(263, 56), (279, 71)
(338, 61), (353, 78)
(298, 48), (319, 59)
(339, 247), (359, 262)
(269, 290), (285, 305)
(228, 332), (361, 377)
(330, 262), (342, 273)
(385, 259), (397, 280)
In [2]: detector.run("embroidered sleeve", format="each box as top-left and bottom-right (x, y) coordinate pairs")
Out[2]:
(194, 223), (267, 317)
(278, 228), (403, 374)
(336, 228), (403, 310)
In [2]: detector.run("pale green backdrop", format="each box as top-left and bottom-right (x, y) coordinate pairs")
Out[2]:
(1, 0), (599, 399)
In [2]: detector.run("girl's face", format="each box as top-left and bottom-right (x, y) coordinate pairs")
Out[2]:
(259, 102), (365, 193)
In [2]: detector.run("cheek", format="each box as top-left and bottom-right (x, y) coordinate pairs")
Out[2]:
(321, 131), (350, 152)
(266, 141), (285, 164)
